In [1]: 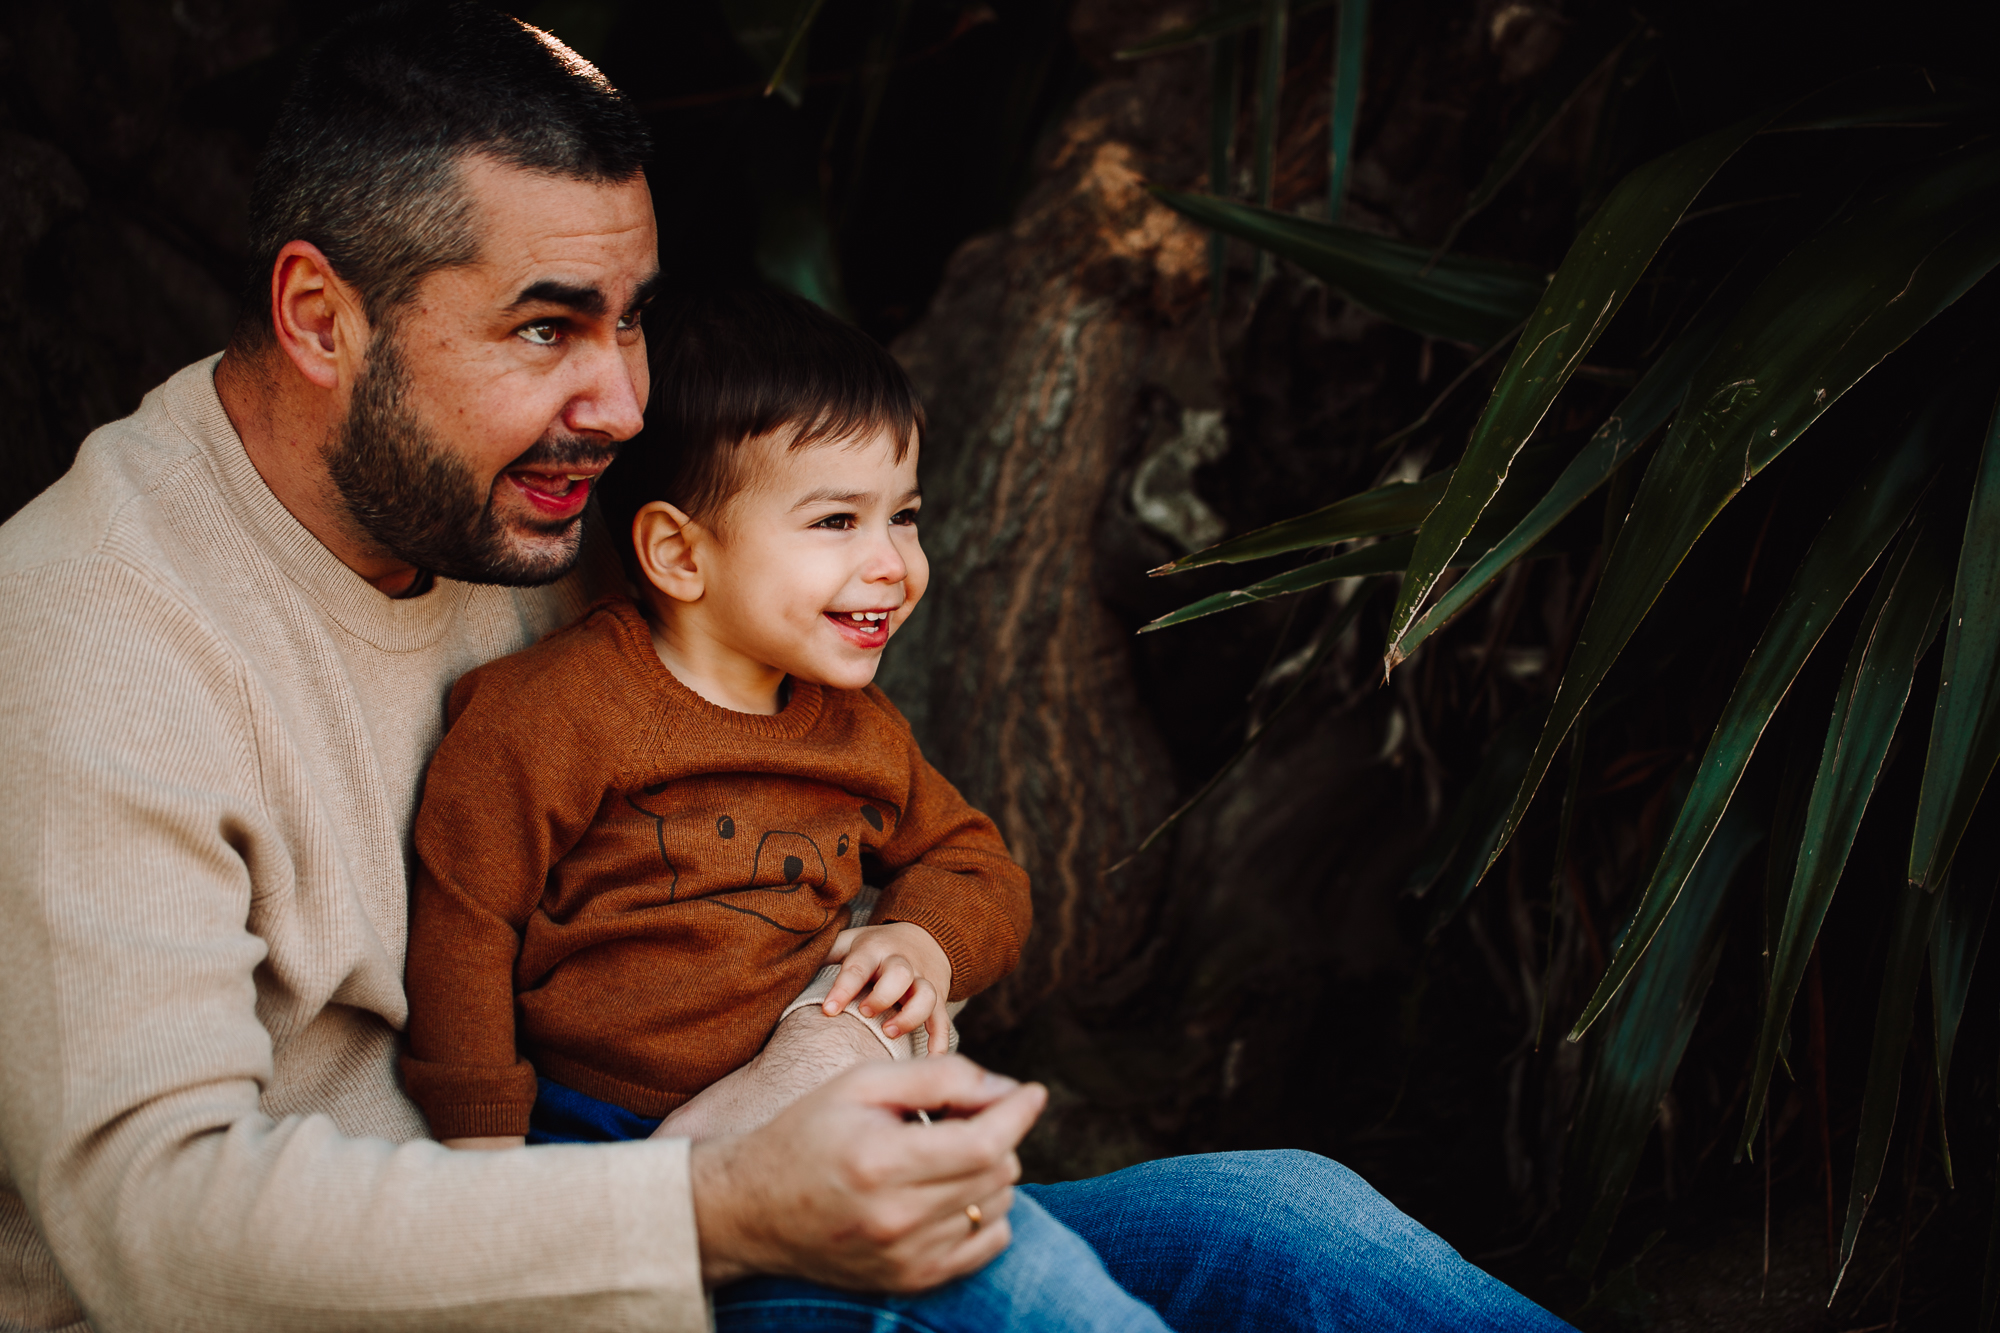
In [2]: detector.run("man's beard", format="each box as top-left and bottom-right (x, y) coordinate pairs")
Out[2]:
(324, 331), (615, 588)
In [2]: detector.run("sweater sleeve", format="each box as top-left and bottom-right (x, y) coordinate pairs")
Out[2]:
(402, 636), (632, 1139)
(867, 705), (1032, 1000)
(0, 564), (703, 1332)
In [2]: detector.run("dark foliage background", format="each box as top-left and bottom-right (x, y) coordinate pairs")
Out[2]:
(3, 1), (1998, 1329)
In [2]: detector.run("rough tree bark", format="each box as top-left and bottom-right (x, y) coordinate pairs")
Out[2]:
(880, 0), (1221, 1032)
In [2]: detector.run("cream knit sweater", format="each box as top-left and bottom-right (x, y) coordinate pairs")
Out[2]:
(0, 358), (707, 1331)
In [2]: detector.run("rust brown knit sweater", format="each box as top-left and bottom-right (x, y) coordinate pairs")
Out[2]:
(401, 597), (1030, 1139)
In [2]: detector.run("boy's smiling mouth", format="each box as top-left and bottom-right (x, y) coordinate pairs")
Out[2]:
(826, 609), (895, 649)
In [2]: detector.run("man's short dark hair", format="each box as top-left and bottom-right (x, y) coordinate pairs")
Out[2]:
(235, 1), (652, 347)
(597, 287), (924, 568)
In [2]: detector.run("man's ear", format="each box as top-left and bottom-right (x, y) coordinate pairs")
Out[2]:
(269, 240), (372, 392)
(633, 501), (707, 604)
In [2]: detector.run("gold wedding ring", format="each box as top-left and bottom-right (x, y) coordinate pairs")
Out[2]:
(965, 1203), (983, 1232)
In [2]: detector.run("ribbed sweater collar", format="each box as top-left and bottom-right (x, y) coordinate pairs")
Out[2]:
(597, 597), (830, 746)
(163, 355), (472, 653)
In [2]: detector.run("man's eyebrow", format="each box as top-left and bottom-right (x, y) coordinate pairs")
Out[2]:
(506, 271), (662, 320)
(628, 270), (664, 311)
(507, 280), (606, 317)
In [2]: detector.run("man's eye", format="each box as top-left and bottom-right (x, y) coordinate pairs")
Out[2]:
(892, 508), (920, 526)
(517, 321), (562, 346)
(617, 308), (644, 332)
(812, 514), (858, 530)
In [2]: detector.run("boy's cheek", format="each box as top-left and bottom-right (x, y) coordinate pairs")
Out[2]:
(897, 544), (929, 623)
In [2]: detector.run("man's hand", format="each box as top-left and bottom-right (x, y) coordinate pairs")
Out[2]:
(653, 1004), (891, 1143)
(822, 922), (953, 1054)
(690, 1056), (1045, 1291)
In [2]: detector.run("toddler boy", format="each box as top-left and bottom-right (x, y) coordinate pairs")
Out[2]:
(400, 287), (1032, 1148)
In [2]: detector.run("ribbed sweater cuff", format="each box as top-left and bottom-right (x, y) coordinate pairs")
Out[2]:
(399, 1053), (538, 1140)
(875, 901), (1016, 1001)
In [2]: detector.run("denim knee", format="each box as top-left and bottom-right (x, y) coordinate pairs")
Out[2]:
(1022, 1150), (1576, 1333)
(716, 1193), (1170, 1333)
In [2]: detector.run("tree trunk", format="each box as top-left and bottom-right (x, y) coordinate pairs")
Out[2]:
(881, 1), (1223, 1032)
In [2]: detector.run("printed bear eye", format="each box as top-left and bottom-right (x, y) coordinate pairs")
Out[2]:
(837, 834), (850, 856)
(860, 805), (884, 832)
(717, 816), (735, 838)
(643, 780), (668, 795)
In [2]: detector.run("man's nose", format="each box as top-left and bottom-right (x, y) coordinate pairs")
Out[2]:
(561, 343), (647, 442)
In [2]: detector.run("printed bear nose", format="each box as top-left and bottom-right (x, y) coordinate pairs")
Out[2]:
(743, 832), (828, 893)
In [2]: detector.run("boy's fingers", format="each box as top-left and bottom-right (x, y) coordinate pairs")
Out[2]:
(883, 978), (935, 1040)
(925, 1000), (950, 1056)
(859, 957), (914, 1018)
(825, 928), (862, 963)
(822, 955), (879, 1014)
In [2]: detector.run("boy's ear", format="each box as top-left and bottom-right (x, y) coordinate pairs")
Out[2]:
(632, 501), (707, 604)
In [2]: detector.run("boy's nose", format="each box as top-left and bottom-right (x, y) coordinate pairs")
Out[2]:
(863, 533), (909, 583)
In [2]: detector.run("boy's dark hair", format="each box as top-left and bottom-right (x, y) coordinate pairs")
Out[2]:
(235, 1), (651, 347)
(598, 286), (924, 573)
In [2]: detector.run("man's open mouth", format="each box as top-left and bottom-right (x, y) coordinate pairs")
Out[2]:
(506, 468), (601, 516)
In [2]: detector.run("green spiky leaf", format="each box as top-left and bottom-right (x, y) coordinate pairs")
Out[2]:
(1325, 0), (1367, 216)
(1410, 705), (1548, 935)
(1149, 189), (1547, 345)
(1910, 390), (2000, 888)
(1570, 429), (1950, 1041)
(1140, 537), (1415, 632)
(1492, 136), (2000, 922)
(1739, 483), (1958, 1152)
(1566, 789), (1764, 1277)
(1930, 865), (1993, 1186)
(1395, 283), (1726, 651)
(1838, 877), (1950, 1294)
(1153, 473), (1447, 575)
(1387, 113), (1769, 667)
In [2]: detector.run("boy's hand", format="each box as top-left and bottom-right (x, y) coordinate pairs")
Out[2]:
(822, 923), (953, 1055)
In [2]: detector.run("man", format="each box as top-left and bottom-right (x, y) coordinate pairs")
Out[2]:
(0, 5), (1575, 1330)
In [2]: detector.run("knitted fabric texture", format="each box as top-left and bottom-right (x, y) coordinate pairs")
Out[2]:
(401, 596), (1031, 1138)
(0, 358), (709, 1331)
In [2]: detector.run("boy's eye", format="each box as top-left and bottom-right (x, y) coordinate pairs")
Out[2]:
(892, 508), (920, 526)
(811, 513), (858, 530)
(517, 321), (562, 347)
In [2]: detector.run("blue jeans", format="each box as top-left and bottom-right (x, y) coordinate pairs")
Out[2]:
(713, 1150), (1576, 1332)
